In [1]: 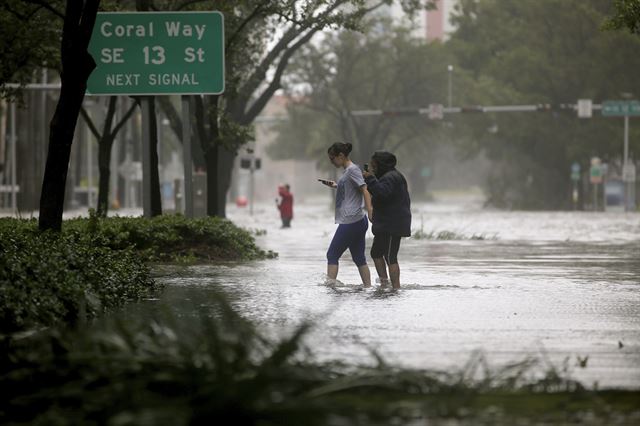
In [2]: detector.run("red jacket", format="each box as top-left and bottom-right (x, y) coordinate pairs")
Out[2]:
(277, 187), (293, 218)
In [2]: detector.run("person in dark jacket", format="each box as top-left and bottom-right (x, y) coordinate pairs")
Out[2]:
(276, 184), (293, 228)
(363, 151), (411, 289)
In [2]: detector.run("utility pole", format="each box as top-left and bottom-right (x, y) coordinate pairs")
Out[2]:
(447, 65), (453, 108)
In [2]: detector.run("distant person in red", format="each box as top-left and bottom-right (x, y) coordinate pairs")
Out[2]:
(276, 184), (293, 228)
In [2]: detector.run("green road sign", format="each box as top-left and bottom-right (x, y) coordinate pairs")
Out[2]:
(87, 12), (224, 95)
(602, 100), (640, 117)
(571, 162), (581, 181)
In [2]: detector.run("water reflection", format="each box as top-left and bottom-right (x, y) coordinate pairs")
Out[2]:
(135, 199), (640, 389)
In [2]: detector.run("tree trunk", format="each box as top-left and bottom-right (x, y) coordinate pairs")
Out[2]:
(86, 96), (138, 218)
(134, 1), (161, 217)
(39, 89), (86, 230)
(204, 144), (219, 216)
(96, 135), (114, 217)
(39, 0), (100, 231)
(147, 97), (162, 216)
(217, 146), (236, 217)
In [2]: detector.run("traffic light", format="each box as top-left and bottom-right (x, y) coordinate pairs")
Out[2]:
(240, 158), (261, 170)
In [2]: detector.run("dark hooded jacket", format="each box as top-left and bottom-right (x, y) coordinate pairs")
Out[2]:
(364, 151), (411, 237)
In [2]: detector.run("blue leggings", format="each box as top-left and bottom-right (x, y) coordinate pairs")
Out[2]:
(327, 216), (368, 266)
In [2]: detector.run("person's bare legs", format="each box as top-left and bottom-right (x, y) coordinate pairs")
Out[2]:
(389, 263), (400, 289)
(358, 264), (371, 287)
(373, 257), (389, 286)
(327, 264), (339, 280)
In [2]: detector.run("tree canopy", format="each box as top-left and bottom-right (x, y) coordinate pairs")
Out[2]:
(0, 0), (63, 97)
(154, 0), (431, 216)
(604, 0), (640, 35)
(448, 0), (640, 208)
(272, 0), (640, 209)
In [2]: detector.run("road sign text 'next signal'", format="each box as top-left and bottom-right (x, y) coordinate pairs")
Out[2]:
(87, 12), (224, 95)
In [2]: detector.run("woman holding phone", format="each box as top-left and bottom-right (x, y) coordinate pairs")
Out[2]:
(319, 142), (372, 287)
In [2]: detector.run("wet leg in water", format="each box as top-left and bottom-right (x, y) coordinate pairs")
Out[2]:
(388, 263), (400, 289)
(373, 257), (390, 287)
(373, 257), (400, 289)
(358, 264), (371, 287)
(326, 264), (371, 287)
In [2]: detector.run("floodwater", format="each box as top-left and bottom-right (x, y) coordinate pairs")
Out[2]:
(148, 196), (640, 389)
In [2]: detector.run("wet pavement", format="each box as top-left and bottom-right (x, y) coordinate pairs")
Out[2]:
(149, 196), (640, 389)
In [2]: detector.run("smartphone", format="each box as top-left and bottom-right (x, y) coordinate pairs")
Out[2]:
(318, 178), (333, 186)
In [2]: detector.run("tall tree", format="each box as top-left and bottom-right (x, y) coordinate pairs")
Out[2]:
(39, 0), (100, 231)
(134, 0), (163, 217)
(448, 0), (640, 209)
(268, 18), (499, 197)
(158, 0), (431, 216)
(80, 97), (137, 217)
(270, 22), (448, 167)
(604, 0), (640, 35)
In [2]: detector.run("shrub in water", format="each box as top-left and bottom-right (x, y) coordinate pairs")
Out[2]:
(65, 214), (277, 262)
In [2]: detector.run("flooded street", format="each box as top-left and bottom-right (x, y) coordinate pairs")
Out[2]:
(148, 197), (640, 389)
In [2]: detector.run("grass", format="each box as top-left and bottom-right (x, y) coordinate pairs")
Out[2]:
(412, 229), (498, 240)
(1, 292), (638, 425)
(412, 214), (498, 241)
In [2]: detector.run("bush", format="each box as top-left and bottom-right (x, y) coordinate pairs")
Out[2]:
(64, 213), (277, 262)
(0, 215), (274, 334)
(0, 219), (155, 334)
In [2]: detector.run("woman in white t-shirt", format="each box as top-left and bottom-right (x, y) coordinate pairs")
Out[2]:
(319, 142), (373, 287)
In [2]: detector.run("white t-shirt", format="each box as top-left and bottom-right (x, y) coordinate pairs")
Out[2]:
(335, 163), (366, 224)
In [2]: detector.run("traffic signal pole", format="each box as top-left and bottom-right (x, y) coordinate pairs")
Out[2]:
(351, 103), (602, 117)
(350, 101), (640, 213)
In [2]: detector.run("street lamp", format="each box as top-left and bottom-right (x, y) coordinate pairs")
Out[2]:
(447, 65), (453, 108)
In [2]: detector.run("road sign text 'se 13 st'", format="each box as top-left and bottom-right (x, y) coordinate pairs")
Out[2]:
(87, 12), (224, 95)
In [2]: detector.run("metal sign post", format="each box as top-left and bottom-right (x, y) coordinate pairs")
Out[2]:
(182, 95), (193, 218)
(249, 164), (255, 216)
(140, 98), (153, 216)
(602, 100), (639, 211)
(571, 162), (581, 210)
(590, 157), (603, 211)
(10, 102), (17, 213)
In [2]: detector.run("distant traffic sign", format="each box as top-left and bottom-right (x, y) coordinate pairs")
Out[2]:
(602, 100), (640, 117)
(428, 103), (444, 120)
(577, 99), (592, 118)
(623, 163), (636, 183)
(87, 12), (224, 95)
(571, 162), (581, 181)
